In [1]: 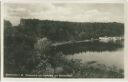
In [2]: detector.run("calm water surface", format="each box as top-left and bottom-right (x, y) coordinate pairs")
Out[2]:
(54, 40), (124, 69)
(67, 49), (124, 69)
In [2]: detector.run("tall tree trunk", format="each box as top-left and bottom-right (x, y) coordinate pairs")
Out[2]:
(42, 71), (44, 78)
(53, 67), (56, 77)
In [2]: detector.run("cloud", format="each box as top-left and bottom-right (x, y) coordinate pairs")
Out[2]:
(4, 3), (124, 25)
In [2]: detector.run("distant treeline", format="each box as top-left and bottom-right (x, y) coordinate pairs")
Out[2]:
(16, 19), (124, 42)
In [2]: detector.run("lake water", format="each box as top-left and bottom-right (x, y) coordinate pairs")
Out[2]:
(54, 40), (124, 69)
(67, 49), (124, 69)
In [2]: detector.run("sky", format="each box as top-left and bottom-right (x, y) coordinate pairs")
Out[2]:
(4, 3), (124, 25)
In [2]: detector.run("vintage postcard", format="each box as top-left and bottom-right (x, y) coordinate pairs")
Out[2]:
(1, 0), (128, 81)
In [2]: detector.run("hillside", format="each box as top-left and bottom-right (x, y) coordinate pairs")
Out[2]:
(17, 19), (124, 42)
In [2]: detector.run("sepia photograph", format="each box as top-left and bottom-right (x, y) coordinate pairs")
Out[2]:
(3, 2), (124, 78)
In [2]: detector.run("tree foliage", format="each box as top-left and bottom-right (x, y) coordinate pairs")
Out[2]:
(4, 19), (124, 78)
(19, 19), (124, 42)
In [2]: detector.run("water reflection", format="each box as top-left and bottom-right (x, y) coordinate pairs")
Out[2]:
(54, 40), (123, 55)
(54, 40), (124, 69)
(67, 49), (124, 69)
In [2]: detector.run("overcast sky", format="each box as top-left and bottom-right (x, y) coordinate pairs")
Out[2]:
(4, 3), (124, 25)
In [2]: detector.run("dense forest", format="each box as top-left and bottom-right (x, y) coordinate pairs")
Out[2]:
(4, 19), (124, 78)
(19, 19), (124, 42)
